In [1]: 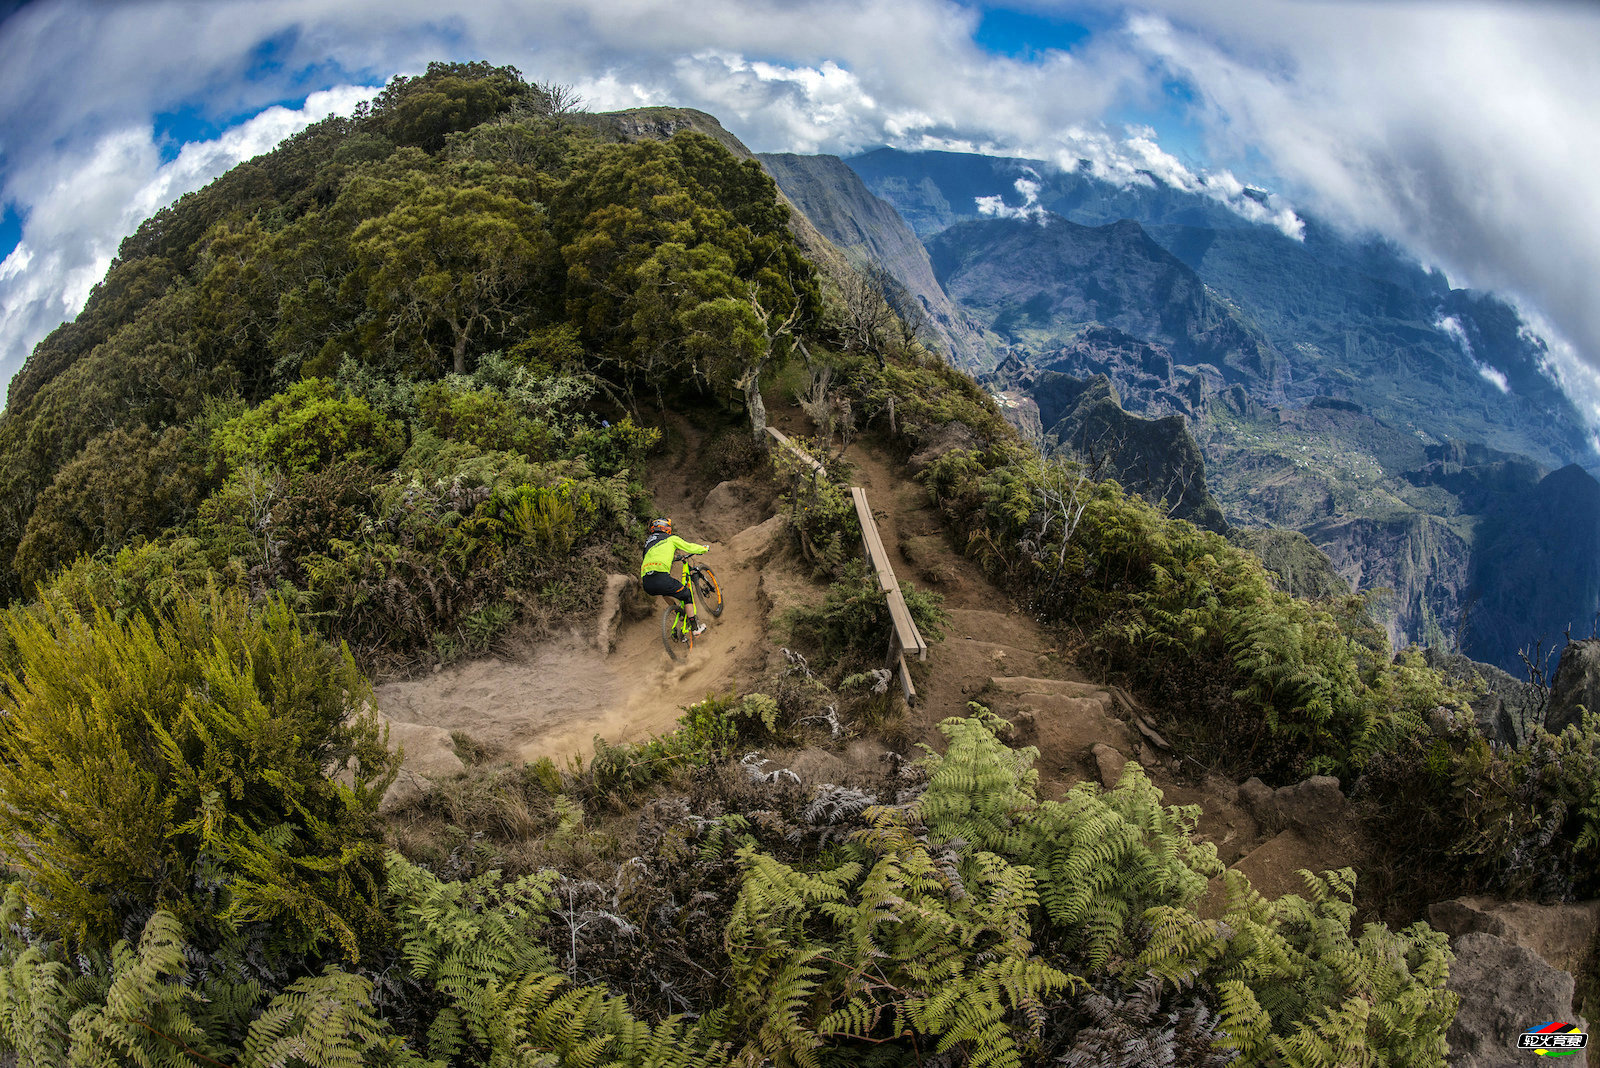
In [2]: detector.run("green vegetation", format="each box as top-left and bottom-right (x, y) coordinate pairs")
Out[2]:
(0, 590), (396, 963)
(786, 558), (949, 663)
(6, 57), (1597, 1066)
(0, 702), (1456, 1066)
(0, 59), (813, 671)
(822, 324), (1600, 923)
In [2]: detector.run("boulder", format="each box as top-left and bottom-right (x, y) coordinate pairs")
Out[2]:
(383, 718), (466, 779)
(1090, 743), (1126, 789)
(699, 479), (768, 542)
(380, 770), (434, 815)
(1273, 775), (1347, 836)
(1445, 932), (1588, 1068)
(1238, 777), (1281, 830)
(1547, 638), (1600, 736)
(1236, 775), (1348, 837)
(1429, 896), (1600, 976)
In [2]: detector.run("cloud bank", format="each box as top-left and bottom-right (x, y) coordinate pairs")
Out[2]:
(0, 85), (374, 395)
(0, 0), (1597, 427)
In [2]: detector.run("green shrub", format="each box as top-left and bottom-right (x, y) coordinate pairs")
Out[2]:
(773, 438), (858, 575)
(11, 425), (210, 590)
(719, 713), (1456, 1067)
(214, 378), (404, 477)
(581, 694), (748, 803)
(0, 591), (397, 961)
(920, 448), (1453, 780)
(786, 559), (949, 665)
(417, 378), (552, 459)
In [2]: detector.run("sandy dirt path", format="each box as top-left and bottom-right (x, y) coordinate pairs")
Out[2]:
(374, 489), (780, 768)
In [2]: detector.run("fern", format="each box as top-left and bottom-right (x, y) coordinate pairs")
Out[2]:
(243, 968), (428, 1068)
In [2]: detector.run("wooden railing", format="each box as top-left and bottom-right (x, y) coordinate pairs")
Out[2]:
(767, 428), (928, 704)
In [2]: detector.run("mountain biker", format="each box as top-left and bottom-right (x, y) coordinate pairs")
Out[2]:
(640, 518), (709, 635)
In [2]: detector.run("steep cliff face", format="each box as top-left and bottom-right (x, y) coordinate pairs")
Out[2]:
(983, 361), (1228, 532)
(1306, 512), (1474, 651)
(926, 215), (1287, 406)
(928, 217), (1207, 356)
(757, 152), (989, 367)
(1464, 463), (1600, 672)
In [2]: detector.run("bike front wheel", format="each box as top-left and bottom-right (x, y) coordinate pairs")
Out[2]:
(661, 605), (683, 660)
(693, 567), (724, 618)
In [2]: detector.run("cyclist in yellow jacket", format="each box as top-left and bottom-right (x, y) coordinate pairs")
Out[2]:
(640, 518), (709, 634)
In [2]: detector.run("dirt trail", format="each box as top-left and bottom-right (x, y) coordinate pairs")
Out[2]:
(374, 431), (780, 770)
(375, 407), (1357, 900)
(837, 438), (1357, 901)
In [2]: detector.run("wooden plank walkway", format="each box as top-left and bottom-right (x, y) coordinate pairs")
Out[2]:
(765, 427), (826, 475)
(850, 488), (927, 661)
(766, 427), (929, 703)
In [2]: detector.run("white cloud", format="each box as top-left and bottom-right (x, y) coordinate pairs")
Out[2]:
(1478, 364), (1511, 395)
(1436, 314), (1512, 395)
(0, 86), (373, 398)
(976, 172), (1051, 223)
(1043, 123), (1305, 238)
(1516, 307), (1600, 432)
(1117, 3), (1600, 413)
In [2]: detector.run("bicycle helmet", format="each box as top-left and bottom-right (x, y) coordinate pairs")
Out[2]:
(649, 517), (672, 536)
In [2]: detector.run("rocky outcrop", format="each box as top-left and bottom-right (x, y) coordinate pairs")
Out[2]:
(1237, 775), (1348, 837)
(1033, 325), (1193, 418)
(1420, 648), (1544, 747)
(577, 107), (754, 159)
(981, 361), (1228, 532)
(1428, 897), (1600, 1067)
(1444, 933), (1588, 1068)
(1429, 896), (1600, 977)
(1547, 638), (1600, 736)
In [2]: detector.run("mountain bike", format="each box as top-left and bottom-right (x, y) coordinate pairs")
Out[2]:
(661, 554), (723, 660)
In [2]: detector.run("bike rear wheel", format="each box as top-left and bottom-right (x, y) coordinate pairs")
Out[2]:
(694, 567), (724, 618)
(661, 604), (683, 660)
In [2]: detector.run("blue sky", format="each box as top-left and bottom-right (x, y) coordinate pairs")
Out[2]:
(1, 0), (1599, 418)
(972, 7), (1096, 58)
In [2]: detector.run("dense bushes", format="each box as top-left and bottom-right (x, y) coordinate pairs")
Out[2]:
(0, 591), (396, 963)
(214, 378), (405, 476)
(916, 443), (1447, 780)
(0, 62), (809, 626)
(0, 712), (1456, 1067)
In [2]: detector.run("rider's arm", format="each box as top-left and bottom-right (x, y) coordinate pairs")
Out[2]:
(670, 535), (709, 556)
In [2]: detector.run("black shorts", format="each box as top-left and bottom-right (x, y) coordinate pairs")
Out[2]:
(642, 571), (691, 603)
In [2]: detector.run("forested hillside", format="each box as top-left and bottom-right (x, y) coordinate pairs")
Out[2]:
(1, 61), (1597, 1066)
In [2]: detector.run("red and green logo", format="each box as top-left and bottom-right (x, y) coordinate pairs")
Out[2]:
(1519, 1022), (1588, 1056)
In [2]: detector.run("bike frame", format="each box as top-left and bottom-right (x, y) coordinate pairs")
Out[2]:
(667, 556), (705, 647)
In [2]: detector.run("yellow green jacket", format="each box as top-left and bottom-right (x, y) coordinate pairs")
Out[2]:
(640, 533), (707, 577)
